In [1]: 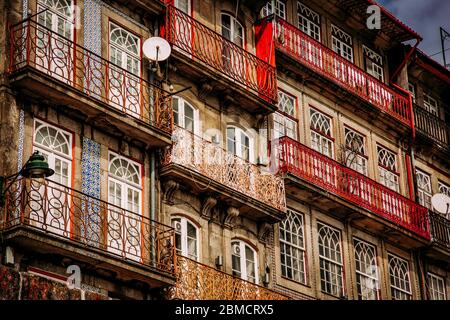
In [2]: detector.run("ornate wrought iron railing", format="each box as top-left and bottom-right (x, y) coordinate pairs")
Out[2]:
(9, 19), (173, 134)
(169, 256), (289, 300)
(164, 5), (277, 104)
(273, 17), (412, 127)
(0, 178), (176, 275)
(429, 211), (450, 249)
(271, 136), (430, 239)
(162, 127), (286, 211)
(414, 105), (450, 148)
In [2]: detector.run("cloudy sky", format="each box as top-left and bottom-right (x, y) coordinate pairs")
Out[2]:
(378, 0), (450, 67)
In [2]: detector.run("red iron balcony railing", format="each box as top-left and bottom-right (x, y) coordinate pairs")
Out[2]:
(169, 256), (289, 300)
(164, 5), (277, 104)
(9, 20), (173, 134)
(273, 18), (412, 127)
(162, 127), (286, 212)
(429, 211), (450, 249)
(0, 178), (176, 275)
(271, 137), (430, 239)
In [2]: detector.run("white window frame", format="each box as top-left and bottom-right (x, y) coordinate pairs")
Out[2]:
(408, 83), (416, 103)
(388, 254), (412, 300)
(331, 25), (353, 62)
(353, 239), (379, 300)
(427, 273), (446, 300)
(174, 0), (191, 15)
(227, 126), (254, 163)
(172, 216), (199, 261)
(261, 0), (286, 19)
(297, 2), (321, 41)
(279, 209), (306, 284)
(318, 222), (344, 297)
(344, 127), (368, 176)
(438, 181), (450, 197)
(377, 146), (399, 192)
(363, 45), (384, 82)
(310, 109), (334, 158)
(423, 93), (439, 117)
(416, 169), (433, 210)
(273, 90), (297, 140)
(231, 240), (259, 284)
(173, 96), (200, 135)
(221, 13), (244, 47)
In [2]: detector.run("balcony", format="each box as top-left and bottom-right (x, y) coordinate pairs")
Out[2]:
(161, 127), (286, 223)
(271, 136), (430, 240)
(164, 5), (277, 113)
(272, 17), (412, 127)
(0, 178), (176, 287)
(169, 256), (289, 300)
(414, 105), (450, 151)
(9, 19), (173, 147)
(429, 211), (450, 250)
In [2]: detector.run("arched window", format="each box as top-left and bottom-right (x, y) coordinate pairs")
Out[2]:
(227, 126), (253, 162)
(353, 239), (379, 300)
(344, 128), (367, 175)
(231, 240), (258, 283)
(37, 0), (73, 38)
(377, 146), (399, 192)
(318, 222), (343, 297)
(221, 14), (244, 47)
(310, 109), (333, 158)
(173, 96), (199, 134)
(388, 254), (411, 300)
(108, 152), (142, 214)
(109, 23), (140, 75)
(34, 120), (72, 186)
(279, 209), (306, 284)
(172, 216), (198, 260)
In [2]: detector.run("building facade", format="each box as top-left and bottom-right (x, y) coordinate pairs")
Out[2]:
(0, 0), (448, 300)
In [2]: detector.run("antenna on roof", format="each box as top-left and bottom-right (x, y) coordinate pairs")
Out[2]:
(440, 27), (450, 68)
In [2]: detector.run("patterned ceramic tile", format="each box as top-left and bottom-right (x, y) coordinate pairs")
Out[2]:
(81, 137), (101, 246)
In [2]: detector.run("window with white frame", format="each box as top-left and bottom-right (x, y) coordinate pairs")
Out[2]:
(298, 2), (321, 41)
(427, 273), (446, 300)
(363, 46), (384, 82)
(344, 128), (367, 175)
(310, 109), (333, 158)
(377, 146), (399, 192)
(279, 210), (306, 284)
(174, 0), (191, 14)
(231, 240), (258, 283)
(261, 0), (286, 19)
(172, 216), (198, 261)
(227, 126), (253, 162)
(388, 254), (412, 300)
(331, 25), (353, 62)
(416, 170), (433, 210)
(173, 96), (198, 134)
(221, 13), (244, 47)
(438, 181), (450, 197)
(273, 91), (298, 139)
(353, 239), (379, 300)
(423, 93), (439, 117)
(408, 83), (416, 103)
(318, 223), (344, 297)
(107, 152), (143, 260)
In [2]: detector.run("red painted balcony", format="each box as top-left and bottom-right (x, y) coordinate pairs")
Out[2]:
(164, 5), (277, 105)
(9, 20), (173, 141)
(0, 178), (176, 280)
(273, 17), (412, 127)
(271, 136), (430, 239)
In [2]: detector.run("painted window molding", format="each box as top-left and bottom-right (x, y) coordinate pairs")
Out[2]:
(231, 240), (258, 284)
(172, 216), (199, 261)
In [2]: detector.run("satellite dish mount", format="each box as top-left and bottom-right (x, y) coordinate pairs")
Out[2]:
(143, 37), (171, 80)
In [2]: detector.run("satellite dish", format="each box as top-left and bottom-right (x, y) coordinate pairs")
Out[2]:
(143, 37), (171, 62)
(431, 193), (450, 214)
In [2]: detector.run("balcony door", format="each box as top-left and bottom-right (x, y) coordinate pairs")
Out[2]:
(107, 152), (143, 262)
(32, 120), (73, 236)
(221, 14), (245, 80)
(36, 0), (74, 83)
(108, 23), (141, 117)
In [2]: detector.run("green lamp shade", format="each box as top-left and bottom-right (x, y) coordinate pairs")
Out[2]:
(21, 151), (55, 178)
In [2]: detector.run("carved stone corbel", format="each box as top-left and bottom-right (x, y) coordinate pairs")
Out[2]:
(163, 179), (179, 204)
(223, 206), (239, 229)
(258, 222), (273, 243)
(201, 196), (217, 221)
(198, 81), (213, 101)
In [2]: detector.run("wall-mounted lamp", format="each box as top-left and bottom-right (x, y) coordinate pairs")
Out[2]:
(0, 151), (54, 207)
(263, 265), (271, 286)
(215, 255), (223, 268)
